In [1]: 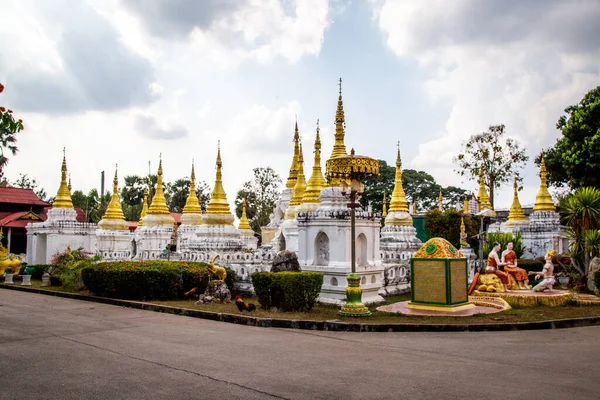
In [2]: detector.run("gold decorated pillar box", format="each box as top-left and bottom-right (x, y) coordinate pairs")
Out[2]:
(407, 238), (475, 312)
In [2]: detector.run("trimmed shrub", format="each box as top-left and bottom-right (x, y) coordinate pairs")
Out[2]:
(251, 271), (323, 312)
(81, 261), (236, 301)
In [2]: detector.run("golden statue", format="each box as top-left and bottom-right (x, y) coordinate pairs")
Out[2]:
(206, 255), (226, 281)
(0, 246), (21, 275)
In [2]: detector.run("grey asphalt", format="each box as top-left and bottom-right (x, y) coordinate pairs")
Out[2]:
(1, 290), (599, 400)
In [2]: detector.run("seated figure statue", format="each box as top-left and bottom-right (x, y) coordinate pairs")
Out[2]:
(501, 242), (529, 290)
(485, 242), (511, 291)
(529, 250), (555, 292)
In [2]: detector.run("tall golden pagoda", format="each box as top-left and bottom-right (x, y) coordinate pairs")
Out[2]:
(385, 143), (412, 226)
(238, 199), (253, 235)
(289, 142), (307, 207)
(181, 161), (203, 225)
(533, 157), (556, 212)
(53, 148), (74, 209)
(382, 192), (387, 217)
(330, 78), (348, 160)
(477, 167), (494, 212)
(285, 119), (301, 189)
(143, 156), (175, 226)
(138, 188), (149, 227)
(204, 142), (235, 225)
(506, 177), (527, 225)
(98, 166), (128, 230)
(302, 120), (327, 204)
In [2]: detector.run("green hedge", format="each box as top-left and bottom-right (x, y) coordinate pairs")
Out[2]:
(251, 271), (323, 312)
(81, 261), (235, 301)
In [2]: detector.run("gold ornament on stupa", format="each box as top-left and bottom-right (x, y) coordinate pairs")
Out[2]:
(289, 142), (307, 207)
(138, 187), (149, 227)
(98, 166), (129, 231)
(460, 216), (469, 248)
(533, 157), (556, 212)
(382, 192), (387, 217)
(53, 148), (74, 209)
(477, 167), (493, 212)
(330, 78), (348, 160)
(143, 155), (175, 226)
(285, 119), (300, 189)
(181, 161), (203, 225)
(204, 142), (235, 226)
(384, 143), (412, 227)
(302, 120), (327, 204)
(238, 199), (253, 234)
(507, 177), (527, 223)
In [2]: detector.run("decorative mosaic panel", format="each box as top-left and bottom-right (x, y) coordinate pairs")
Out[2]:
(413, 237), (464, 259)
(413, 260), (446, 303)
(450, 259), (467, 303)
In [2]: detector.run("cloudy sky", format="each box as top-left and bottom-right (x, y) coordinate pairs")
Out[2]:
(1, 0), (599, 210)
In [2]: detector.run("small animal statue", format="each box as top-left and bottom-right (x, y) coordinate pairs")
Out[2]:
(0, 247), (21, 275)
(206, 255), (227, 281)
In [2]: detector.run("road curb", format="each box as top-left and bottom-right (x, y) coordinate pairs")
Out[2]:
(2, 284), (600, 332)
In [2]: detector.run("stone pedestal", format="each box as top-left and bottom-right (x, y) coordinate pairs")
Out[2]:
(3, 273), (14, 284)
(21, 275), (32, 286)
(196, 280), (231, 304)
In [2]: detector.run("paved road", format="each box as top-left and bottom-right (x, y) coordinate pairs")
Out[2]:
(1, 290), (599, 400)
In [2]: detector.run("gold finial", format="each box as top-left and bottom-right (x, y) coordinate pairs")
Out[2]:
(147, 157), (170, 215)
(99, 166), (128, 230)
(302, 120), (327, 204)
(460, 216), (468, 248)
(438, 187), (443, 211)
(382, 192), (387, 217)
(388, 144), (409, 213)
(329, 77), (348, 160)
(53, 148), (74, 209)
(285, 119), (301, 189)
(138, 187), (149, 226)
(289, 141), (307, 206)
(477, 166), (493, 212)
(182, 160), (202, 215)
(507, 177), (527, 222)
(206, 143), (233, 217)
(238, 198), (252, 231)
(533, 157), (556, 212)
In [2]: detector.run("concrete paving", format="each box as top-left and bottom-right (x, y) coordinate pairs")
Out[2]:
(1, 289), (599, 400)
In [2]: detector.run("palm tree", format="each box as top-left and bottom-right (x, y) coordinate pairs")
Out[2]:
(562, 187), (600, 274)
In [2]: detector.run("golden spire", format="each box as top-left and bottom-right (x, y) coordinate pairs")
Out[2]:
(289, 141), (307, 206)
(99, 166), (128, 230)
(238, 199), (252, 231)
(182, 161), (202, 214)
(388, 142), (409, 213)
(285, 118), (300, 189)
(477, 166), (493, 211)
(329, 78), (348, 159)
(533, 157), (556, 212)
(138, 187), (149, 226)
(206, 141), (233, 215)
(438, 187), (443, 211)
(507, 178), (527, 221)
(460, 216), (469, 248)
(53, 148), (74, 209)
(302, 120), (327, 203)
(382, 192), (387, 217)
(147, 155), (170, 215)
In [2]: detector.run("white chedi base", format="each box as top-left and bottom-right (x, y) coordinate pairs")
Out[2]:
(379, 224), (422, 296)
(279, 217), (299, 253)
(521, 211), (566, 259)
(186, 224), (245, 252)
(134, 225), (174, 259)
(96, 229), (133, 260)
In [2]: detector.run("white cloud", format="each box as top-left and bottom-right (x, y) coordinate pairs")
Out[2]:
(372, 0), (600, 208)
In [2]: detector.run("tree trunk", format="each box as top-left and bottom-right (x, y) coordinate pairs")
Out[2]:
(489, 177), (495, 209)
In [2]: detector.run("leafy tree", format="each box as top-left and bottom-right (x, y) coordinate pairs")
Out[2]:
(71, 188), (111, 223)
(234, 167), (282, 233)
(537, 86), (600, 189)
(9, 173), (47, 201)
(0, 83), (24, 180)
(120, 175), (145, 221)
(168, 178), (190, 213)
(360, 160), (395, 213)
(454, 124), (528, 208)
(424, 209), (481, 251)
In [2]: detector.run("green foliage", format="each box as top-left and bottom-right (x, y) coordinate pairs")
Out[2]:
(482, 232), (524, 259)
(424, 209), (481, 250)
(25, 264), (52, 279)
(0, 83), (24, 180)
(361, 160), (467, 214)
(562, 187), (600, 274)
(235, 167), (282, 233)
(9, 173), (47, 201)
(81, 261), (235, 300)
(250, 271), (323, 312)
(167, 177), (211, 214)
(53, 259), (94, 292)
(71, 189), (111, 222)
(538, 86), (600, 189)
(454, 124), (528, 208)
